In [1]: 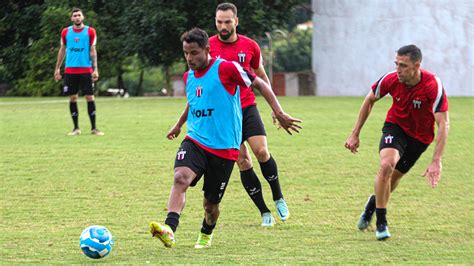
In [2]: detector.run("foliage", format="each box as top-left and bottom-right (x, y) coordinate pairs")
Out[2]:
(0, 1), (46, 83)
(272, 28), (312, 72)
(2, 0), (310, 96)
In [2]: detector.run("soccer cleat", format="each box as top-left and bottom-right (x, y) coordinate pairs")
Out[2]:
(91, 129), (105, 136)
(357, 211), (373, 230)
(261, 212), (275, 227)
(194, 232), (213, 249)
(274, 198), (290, 221)
(357, 195), (375, 230)
(149, 222), (175, 248)
(375, 224), (391, 241)
(67, 128), (81, 136)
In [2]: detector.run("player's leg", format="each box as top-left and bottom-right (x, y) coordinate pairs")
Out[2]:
(244, 105), (289, 221)
(239, 106), (273, 226)
(247, 135), (289, 221)
(358, 169), (406, 230)
(358, 123), (407, 240)
(82, 74), (103, 135)
(374, 147), (400, 240)
(195, 154), (234, 248)
(237, 142), (273, 226)
(65, 74), (81, 135)
(150, 140), (204, 248)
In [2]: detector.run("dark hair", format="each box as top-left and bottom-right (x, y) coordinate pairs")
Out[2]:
(397, 44), (422, 63)
(71, 7), (82, 15)
(216, 2), (237, 16)
(180, 28), (209, 49)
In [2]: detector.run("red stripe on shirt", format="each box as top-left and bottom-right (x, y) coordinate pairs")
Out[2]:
(185, 136), (239, 161)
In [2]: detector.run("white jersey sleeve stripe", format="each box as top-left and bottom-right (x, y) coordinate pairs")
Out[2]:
(232, 61), (253, 87)
(374, 71), (396, 99)
(433, 76), (443, 113)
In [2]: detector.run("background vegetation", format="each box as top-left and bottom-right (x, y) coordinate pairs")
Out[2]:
(1, 0), (312, 96)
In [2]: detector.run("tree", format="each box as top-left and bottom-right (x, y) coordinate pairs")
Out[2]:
(0, 1), (46, 89)
(12, 6), (71, 96)
(273, 28), (312, 72)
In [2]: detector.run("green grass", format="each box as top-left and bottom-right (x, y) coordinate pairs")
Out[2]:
(1, 96), (473, 264)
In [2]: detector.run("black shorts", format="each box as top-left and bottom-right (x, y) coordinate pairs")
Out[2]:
(174, 139), (235, 204)
(64, 74), (94, 96)
(379, 122), (429, 173)
(242, 105), (266, 142)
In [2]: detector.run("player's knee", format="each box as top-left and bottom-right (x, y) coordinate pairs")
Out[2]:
(85, 95), (95, 102)
(254, 147), (270, 162)
(173, 171), (192, 187)
(69, 95), (78, 102)
(237, 156), (252, 170)
(379, 160), (396, 178)
(203, 202), (219, 215)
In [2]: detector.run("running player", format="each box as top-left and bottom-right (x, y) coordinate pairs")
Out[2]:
(167, 2), (302, 227)
(150, 28), (292, 249)
(345, 44), (449, 240)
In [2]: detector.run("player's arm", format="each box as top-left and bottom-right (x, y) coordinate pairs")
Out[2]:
(89, 28), (99, 81)
(167, 103), (189, 140)
(345, 91), (378, 153)
(252, 64), (271, 86)
(251, 77), (302, 135)
(90, 45), (99, 81)
(422, 111), (449, 188)
(54, 44), (66, 81)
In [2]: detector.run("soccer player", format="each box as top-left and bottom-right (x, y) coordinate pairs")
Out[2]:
(167, 2), (302, 227)
(150, 28), (290, 249)
(345, 45), (449, 240)
(54, 7), (104, 136)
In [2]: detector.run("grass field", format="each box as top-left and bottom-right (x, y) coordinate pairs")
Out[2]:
(1, 96), (473, 264)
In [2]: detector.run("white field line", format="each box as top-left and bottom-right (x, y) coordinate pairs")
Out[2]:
(0, 97), (182, 106)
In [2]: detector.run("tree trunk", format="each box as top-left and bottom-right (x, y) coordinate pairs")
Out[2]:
(137, 69), (144, 96)
(117, 67), (126, 96)
(164, 65), (172, 96)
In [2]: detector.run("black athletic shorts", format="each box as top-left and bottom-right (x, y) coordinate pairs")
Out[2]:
(379, 122), (429, 174)
(174, 139), (235, 204)
(242, 105), (266, 142)
(64, 73), (94, 96)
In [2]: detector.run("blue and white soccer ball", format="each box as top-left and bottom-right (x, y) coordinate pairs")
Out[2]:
(79, 225), (114, 259)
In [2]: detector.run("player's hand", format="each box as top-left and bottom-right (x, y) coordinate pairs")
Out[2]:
(422, 160), (442, 188)
(271, 111), (277, 125)
(54, 69), (62, 81)
(344, 134), (360, 153)
(166, 125), (182, 140)
(274, 112), (302, 135)
(92, 71), (99, 82)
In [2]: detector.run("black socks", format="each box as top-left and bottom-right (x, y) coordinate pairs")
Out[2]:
(200, 219), (216, 235)
(366, 194), (376, 215)
(240, 168), (270, 214)
(69, 102), (79, 129)
(376, 208), (387, 226)
(165, 212), (180, 232)
(87, 101), (96, 130)
(259, 156), (283, 201)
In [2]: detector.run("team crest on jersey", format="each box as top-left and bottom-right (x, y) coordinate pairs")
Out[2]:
(176, 149), (186, 160)
(413, 99), (422, 109)
(384, 134), (394, 144)
(238, 51), (246, 63)
(196, 86), (203, 97)
(74, 37), (80, 43)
